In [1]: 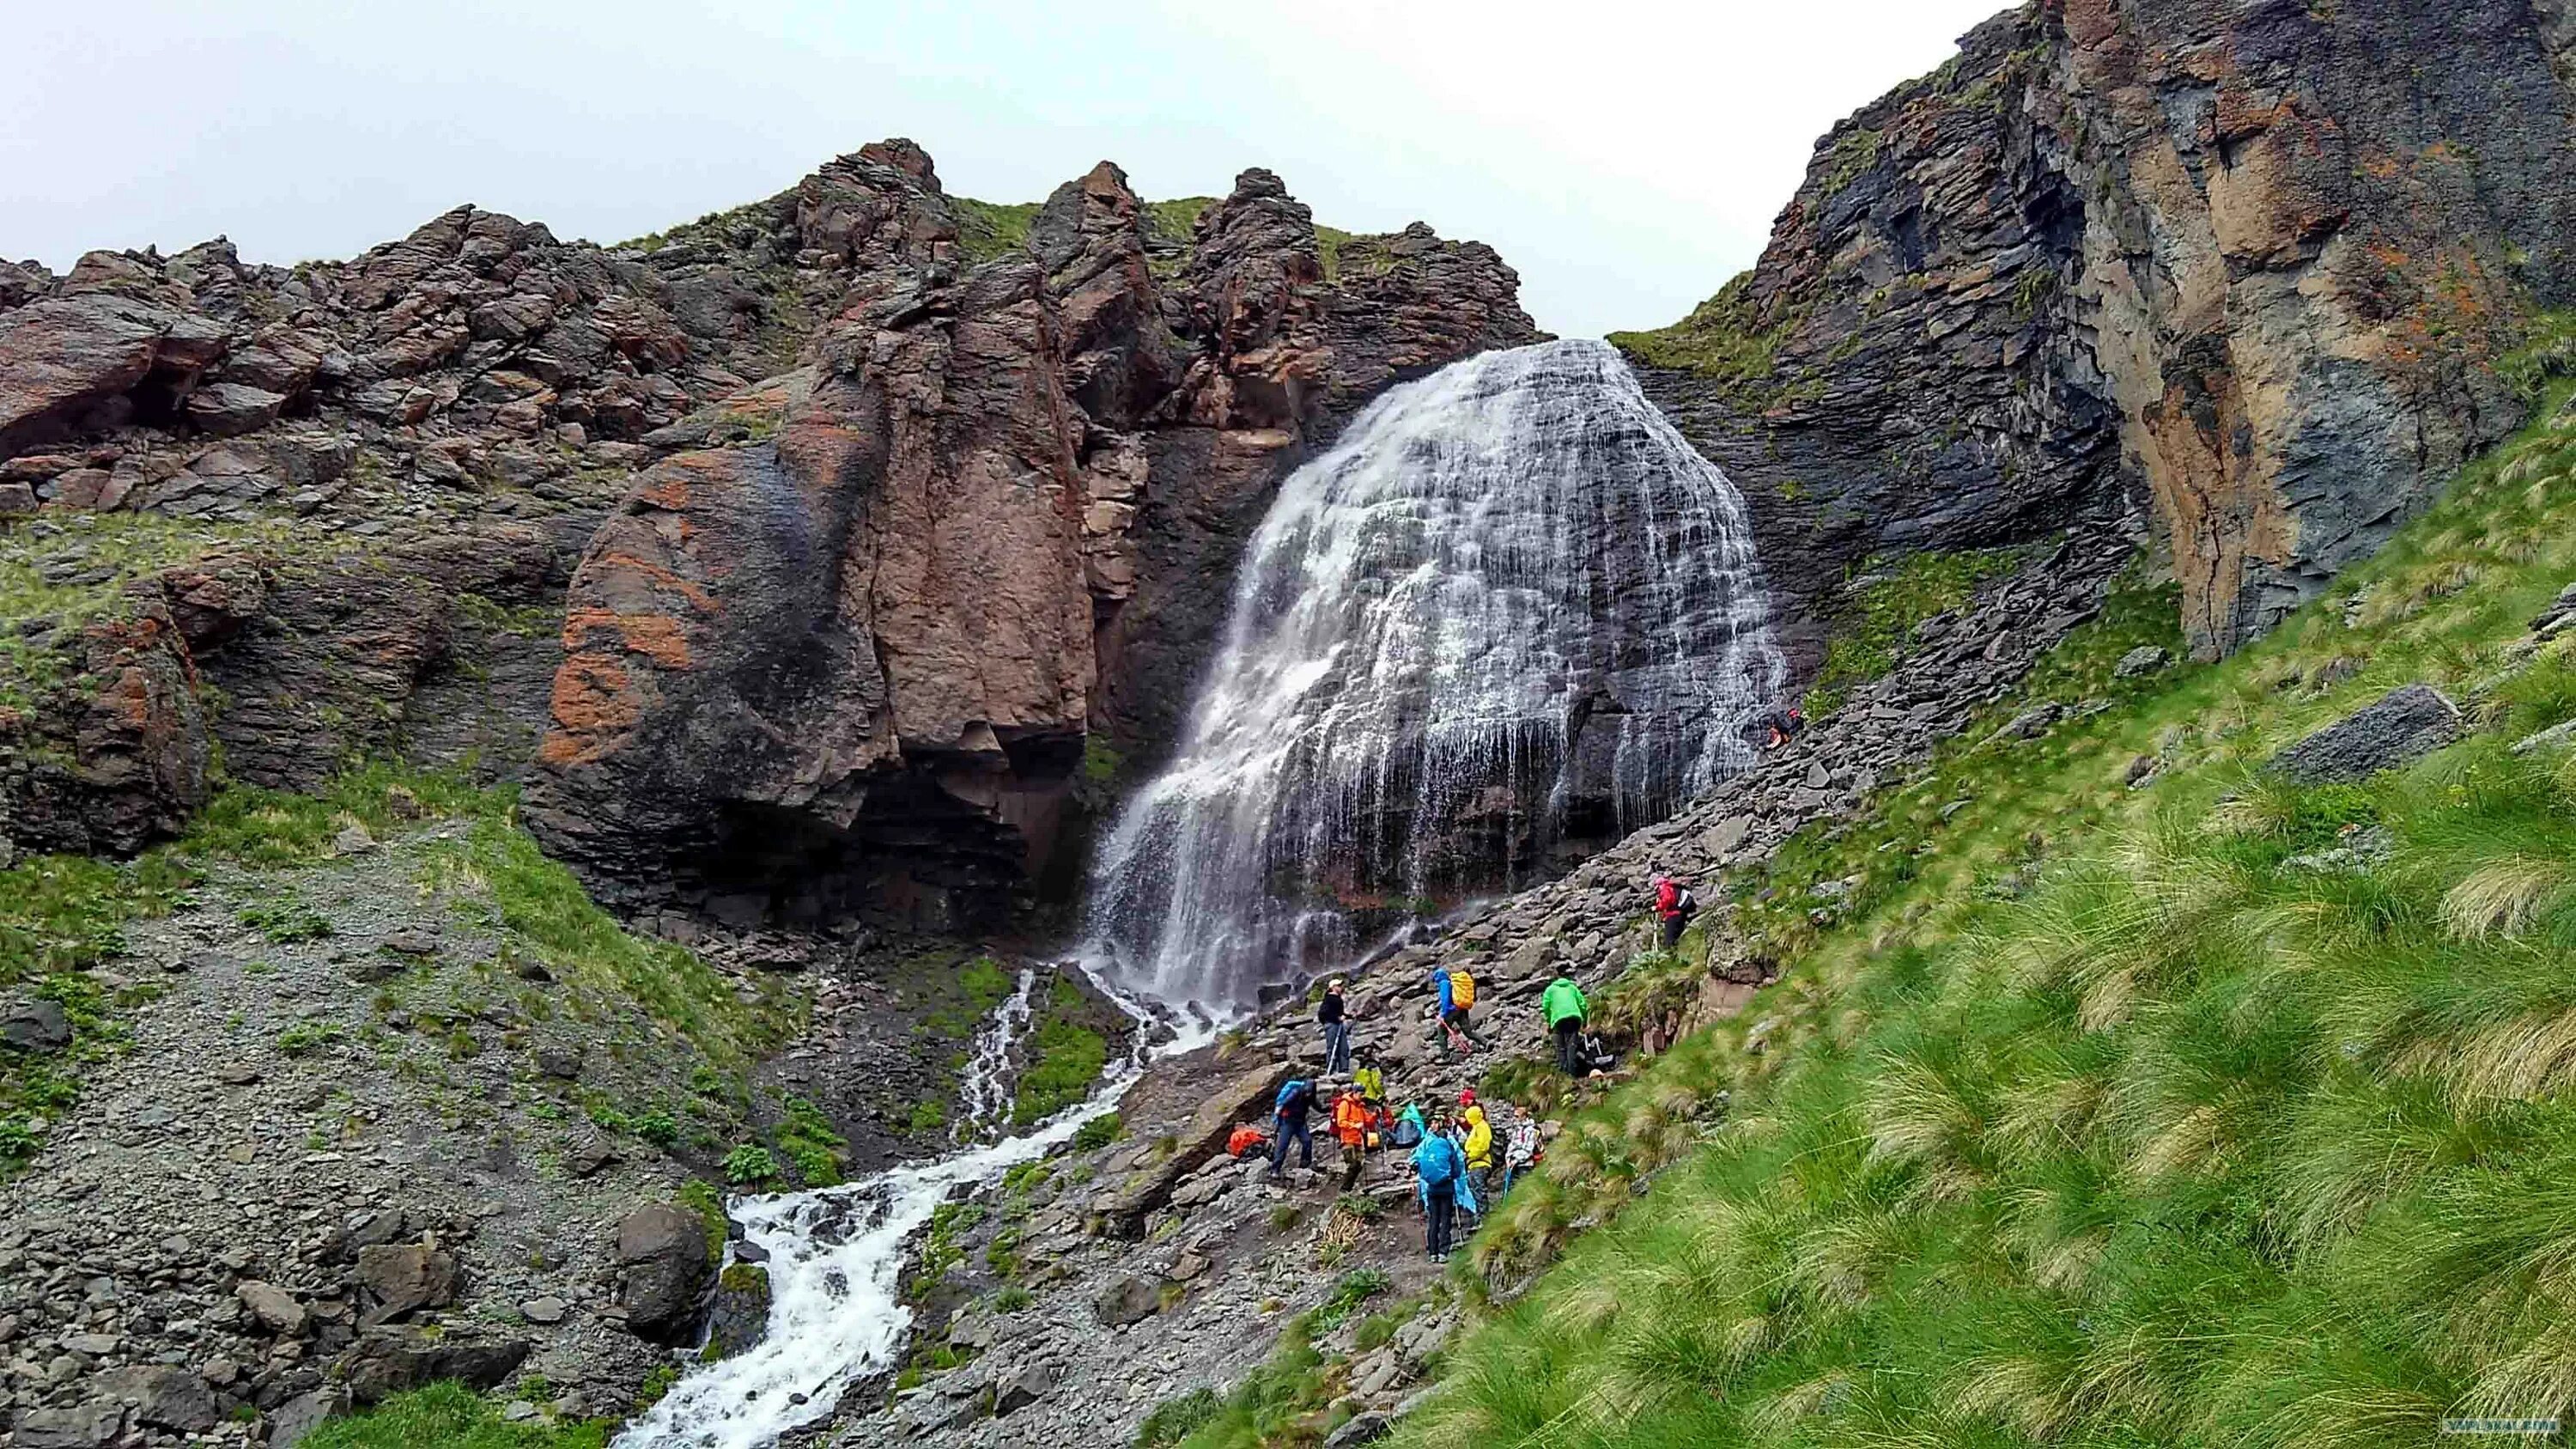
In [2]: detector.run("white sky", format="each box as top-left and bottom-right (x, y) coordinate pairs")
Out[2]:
(3, 0), (2005, 339)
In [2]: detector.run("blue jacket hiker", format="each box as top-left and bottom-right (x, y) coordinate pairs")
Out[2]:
(1413, 1129), (1466, 1260)
(1268, 1078), (1317, 1178)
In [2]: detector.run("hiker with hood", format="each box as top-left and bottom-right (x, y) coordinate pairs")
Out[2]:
(1429, 963), (1485, 1056)
(1412, 1111), (1467, 1263)
(1318, 977), (1353, 1075)
(1652, 868), (1698, 952)
(1331, 1083), (1387, 1190)
(1388, 1100), (1426, 1150)
(1499, 1111), (1540, 1198)
(1543, 971), (1590, 1075)
(1267, 1076), (1318, 1179)
(1456, 1090), (1495, 1229)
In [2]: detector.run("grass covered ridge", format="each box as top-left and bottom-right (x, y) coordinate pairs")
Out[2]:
(1376, 374), (2576, 1447)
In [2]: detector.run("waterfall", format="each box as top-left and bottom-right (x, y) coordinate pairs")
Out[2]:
(951, 968), (1036, 1142)
(1086, 338), (1782, 1011)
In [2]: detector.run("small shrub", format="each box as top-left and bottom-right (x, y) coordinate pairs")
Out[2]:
(1133, 1387), (1222, 1448)
(276, 1020), (343, 1056)
(722, 1144), (780, 1185)
(632, 1111), (681, 1148)
(1071, 1112), (1121, 1152)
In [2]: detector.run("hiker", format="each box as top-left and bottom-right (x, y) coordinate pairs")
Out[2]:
(1429, 964), (1485, 1056)
(1412, 1113), (1467, 1263)
(1267, 1076), (1317, 1178)
(1457, 1090), (1494, 1228)
(1652, 868), (1698, 952)
(1499, 1111), (1540, 1198)
(1331, 1084), (1386, 1190)
(1352, 1054), (1386, 1105)
(1318, 977), (1352, 1075)
(1543, 972), (1589, 1075)
(1388, 1100), (1426, 1150)
(1764, 704), (1805, 751)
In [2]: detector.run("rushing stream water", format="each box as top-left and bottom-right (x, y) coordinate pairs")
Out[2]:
(618, 338), (1781, 1446)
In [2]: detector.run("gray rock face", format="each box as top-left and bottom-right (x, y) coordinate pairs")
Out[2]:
(1093, 1275), (1160, 1328)
(1630, 0), (2576, 665)
(2273, 685), (2463, 785)
(9, 1400), (125, 1449)
(616, 1203), (714, 1345)
(337, 1327), (531, 1406)
(2, 995), (70, 1051)
(95, 1363), (219, 1433)
(354, 1239), (464, 1324)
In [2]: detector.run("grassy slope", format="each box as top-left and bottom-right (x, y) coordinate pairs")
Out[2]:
(1366, 374), (2576, 1449)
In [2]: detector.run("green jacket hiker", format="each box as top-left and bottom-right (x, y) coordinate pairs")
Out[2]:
(1543, 976), (1587, 1027)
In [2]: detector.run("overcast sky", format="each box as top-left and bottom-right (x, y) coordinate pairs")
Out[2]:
(5, 0), (2005, 339)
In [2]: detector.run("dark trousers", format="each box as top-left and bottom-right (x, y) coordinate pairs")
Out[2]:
(1340, 1142), (1365, 1190)
(1425, 1184), (1455, 1257)
(1321, 1021), (1352, 1075)
(1269, 1115), (1311, 1173)
(1660, 912), (1692, 950)
(1554, 1017), (1584, 1074)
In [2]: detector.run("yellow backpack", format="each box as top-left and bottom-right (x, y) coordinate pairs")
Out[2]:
(1449, 968), (1477, 1010)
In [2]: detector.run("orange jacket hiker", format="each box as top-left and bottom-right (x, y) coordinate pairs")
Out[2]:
(1333, 1093), (1382, 1148)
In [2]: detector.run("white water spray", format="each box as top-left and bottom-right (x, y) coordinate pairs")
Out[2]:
(1086, 338), (1783, 1012)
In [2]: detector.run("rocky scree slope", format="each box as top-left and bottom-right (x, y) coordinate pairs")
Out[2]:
(1621, 0), (2576, 673)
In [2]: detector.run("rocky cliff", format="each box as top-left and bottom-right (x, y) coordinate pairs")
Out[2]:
(1621, 0), (2576, 669)
(0, 143), (1540, 929)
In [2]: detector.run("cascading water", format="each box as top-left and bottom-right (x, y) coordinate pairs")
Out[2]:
(952, 968), (1036, 1142)
(617, 338), (1782, 1447)
(615, 974), (1176, 1449)
(1087, 337), (1783, 1012)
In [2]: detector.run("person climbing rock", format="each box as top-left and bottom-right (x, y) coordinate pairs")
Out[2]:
(1353, 1053), (1386, 1105)
(1458, 1089), (1494, 1228)
(1331, 1084), (1385, 1190)
(1413, 1113), (1466, 1263)
(1499, 1110), (1540, 1198)
(1762, 703), (1806, 750)
(1431, 964), (1485, 1056)
(1268, 1077), (1317, 1179)
(1543, 971), (1589, 1075)
(1318, 977), (1352, 1075)
(1652, 868), (1698, 952)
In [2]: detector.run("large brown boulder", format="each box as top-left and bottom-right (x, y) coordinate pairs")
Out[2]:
(616, 1202), (714, 1345)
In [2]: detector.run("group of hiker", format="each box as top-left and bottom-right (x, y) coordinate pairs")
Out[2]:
(1251, 870), (1702, 1261)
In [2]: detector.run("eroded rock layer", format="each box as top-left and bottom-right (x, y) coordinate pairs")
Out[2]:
(1626, 0), (2576, 666)
(522, 155), (1541, 928)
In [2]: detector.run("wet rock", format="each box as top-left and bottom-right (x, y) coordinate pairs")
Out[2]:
(2273, 685), (2463, 785)
(703, 1263), (769, 1361)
